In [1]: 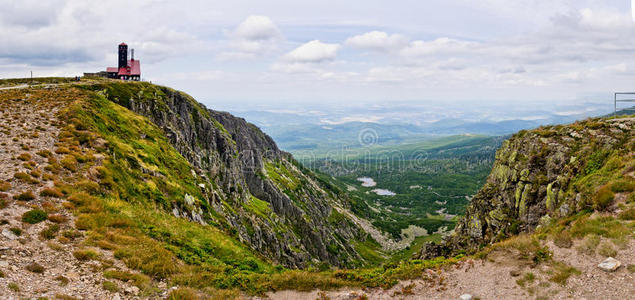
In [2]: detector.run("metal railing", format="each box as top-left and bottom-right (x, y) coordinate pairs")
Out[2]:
(614, 92), (635, 113)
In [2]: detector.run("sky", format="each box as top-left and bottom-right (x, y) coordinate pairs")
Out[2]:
(1, 0), (635, 110)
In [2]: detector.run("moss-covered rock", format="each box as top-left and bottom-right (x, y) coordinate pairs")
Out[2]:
(422, 116), (634, 258)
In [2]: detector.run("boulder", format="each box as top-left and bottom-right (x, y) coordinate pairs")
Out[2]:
(1, 228), (18, 240)
(598, 257), (621, 272)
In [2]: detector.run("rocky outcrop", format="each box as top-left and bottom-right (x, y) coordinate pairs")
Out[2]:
(88, 82), (368, 268)
(422, 117), (634, 258)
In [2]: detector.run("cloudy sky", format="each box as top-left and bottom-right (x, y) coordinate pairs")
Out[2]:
(1, 0), (635, 109)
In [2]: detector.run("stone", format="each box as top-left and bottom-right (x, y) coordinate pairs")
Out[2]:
(1, 228), (18, 240)
(124, 285), (140, 295)
(112, 294), (121, 300)
(184, 194), (195, 206)
(66, 271), (80, 281)
(0, 260), (8, 267)
(460, 294), (473, 300)
(598, 257), (621, 272)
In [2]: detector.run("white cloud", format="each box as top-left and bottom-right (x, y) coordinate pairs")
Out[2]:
(345, 31), (408, 52)
(219, 15), (282, 60)
(283, 40), (340, 63)
(233, 15), (282, 41)
(400, 38), (478, 58)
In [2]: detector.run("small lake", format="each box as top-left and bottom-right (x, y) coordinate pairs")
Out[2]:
(372, 189), (396, 196)
(356, 177), (377, 187)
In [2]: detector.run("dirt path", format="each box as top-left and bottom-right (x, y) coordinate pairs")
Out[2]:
(0, 84), (28, 90)
(265, 238), (634, 300)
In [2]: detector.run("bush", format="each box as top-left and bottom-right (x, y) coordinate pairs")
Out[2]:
(610, 180), (635, 193)
(0, 180), (10, 192)
(40, 187), (64, 198)
(55, 275), (70, 286)
(14, 172), (37, 184)
(598, 242), (617, 257)
(26, 262), (45, 273)
(168, 287), (199, 300)
(55, 147), (70, 154)
(60, 155), (78, 172)
(553, 231), (573, 248)
(8, 282), (19, 292)
(14, 191), (35, 201)
(9, 227), (22, 236)
(17, 153), (32, 161)
(618, 208), (635, 220)
(73, 249), (99, 261)
(102, 280), (119, 292)
(40, 224), (60, 240)
(592, 186), (614, 211)
(48, 214), (68, 223)
(36, 150), (53, 158)
(22, 209), (48, 224)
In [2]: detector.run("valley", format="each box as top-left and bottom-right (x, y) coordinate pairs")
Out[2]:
(0, 78), (632, 299)
(289, 133), (505, 255)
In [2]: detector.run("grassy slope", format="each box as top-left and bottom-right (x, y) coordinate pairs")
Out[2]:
(40, 83), (463, 297)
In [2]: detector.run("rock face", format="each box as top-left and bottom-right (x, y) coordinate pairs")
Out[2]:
(88, 82), (368, 268)
(422, 117), (634, 257)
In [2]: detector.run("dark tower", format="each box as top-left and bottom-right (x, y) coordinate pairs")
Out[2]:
(118, 43), (128, 69)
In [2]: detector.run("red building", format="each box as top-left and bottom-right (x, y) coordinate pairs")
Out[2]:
(107, 43), (141, 81)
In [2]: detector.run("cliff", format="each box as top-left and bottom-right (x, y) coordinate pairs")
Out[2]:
(80, 82), (370, 268)
(422, 116), (634, 257)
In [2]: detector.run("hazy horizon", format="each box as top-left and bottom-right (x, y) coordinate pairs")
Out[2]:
(2, 0), (635, 111)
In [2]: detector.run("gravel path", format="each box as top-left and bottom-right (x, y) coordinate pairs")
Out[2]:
(0, 88), (142, 299)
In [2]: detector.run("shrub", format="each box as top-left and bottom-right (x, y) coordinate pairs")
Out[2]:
(610, 180), (635, 193)
(40, 224), (60, 240)
(8, 282), (19, 292)
(73, 249), (99, 261)
(14, 190), (35, 201)
(30, 169), (41, 178)
(592, 186), (614, 211)
(26, 262), (45, 273)
(102, 280), (119, 292)
(167, 287), (199, 300)
(0, 180), (10, 192)
(48, 214), (68, 223)
(553, 231), (573, 248)
(55, 275), (69, 286)
(9, 227), (22, 236)
(22, 209), (48, 224)
(54, 294), (79, 300)
(14, 172), (37, 184)
(549, 262), (581, 285)
(618, 208), (635, 220)
(23, 160), (37, 170)
(40, 187), (64, 198)
(36, 150), (53, 158)
(68, 192), (93, 206)
(17, 153), (32, 161)
(103, 270), (150, 289)
(576, 235), (601, 255)
(598, 242), (617, 257)
(60, 155), (77, 172)
(55, 147), (70, 154)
